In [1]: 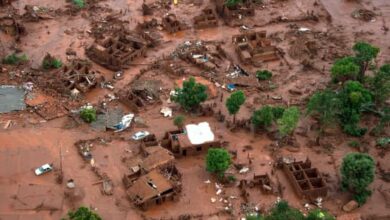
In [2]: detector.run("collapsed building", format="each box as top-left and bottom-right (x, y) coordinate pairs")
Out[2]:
(162, 13), (185, 34)
(162, 122), (221, 156)
(283, 158), (328, 200)
(232, 31), (279, 65)
(54, 59), (103, 95)
(116, 79), (162, 113)
(126, 168), (181, 210)
(86, 32), (147, 71)
(123, 144), (175, 188)
(214, 0), (255, 24)
(193, 8), (218, 29)
(171, 40), (227, 72)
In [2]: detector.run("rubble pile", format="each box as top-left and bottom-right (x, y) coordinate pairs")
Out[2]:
(86, 32), (148, 71)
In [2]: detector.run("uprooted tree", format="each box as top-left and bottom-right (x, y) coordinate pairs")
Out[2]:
(63, 206), (102, 220)
(341, 153), (375, 205)
(206, 148), (231, 178)
(225, 90), (246, 123)
(171, 77), (208, 112)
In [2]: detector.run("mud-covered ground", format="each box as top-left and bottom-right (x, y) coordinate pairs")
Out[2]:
(0, 0), (389, 219)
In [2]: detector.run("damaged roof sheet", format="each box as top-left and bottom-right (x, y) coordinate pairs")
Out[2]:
(0, 85), (25, 113)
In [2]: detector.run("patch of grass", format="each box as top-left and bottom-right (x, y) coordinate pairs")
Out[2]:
(348, 140), (360, 148)
(43, 58), (62, 69)
(377, 137), (389, 149)
(80, 107), (97, 123)
(2, 53), (28, 65)
(256, 70), (273, 80)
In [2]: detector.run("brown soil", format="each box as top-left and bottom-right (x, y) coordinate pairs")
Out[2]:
(0, 0), (389, 219)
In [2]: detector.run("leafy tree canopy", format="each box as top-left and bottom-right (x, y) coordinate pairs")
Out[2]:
(341, 153), (375, 205)
(277, 107), (300, 137)
(306, 89), (340, 128)
(331, 57), (359, 82)
(226, 90), (246, 116)
(206, 148), (231, 177)
(171, 77), (208, 112)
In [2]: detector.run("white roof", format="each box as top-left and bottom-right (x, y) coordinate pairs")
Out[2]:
(185, 122), (215, 145)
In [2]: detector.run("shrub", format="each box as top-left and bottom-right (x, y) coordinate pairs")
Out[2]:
(206, 148), (231, 178)
(225, 0), (242, 7)
(73, 0), (85, 8)
(65, 206), (102, 220)
(331, 57), (359, 82)
(80, 107), (97, 123)
(306, 209), (335, 220)
(246, 213), (264, 220)
(265, 200), (305, 220)
(376, 137), (389, 149)
(2, 53), (28, 65)
(256, 70), (273, 81)
(271, 106), (285, 120)
(43, 58), (62, 69)
(173, 115), (185, 129)
(341, 153), (375, 205)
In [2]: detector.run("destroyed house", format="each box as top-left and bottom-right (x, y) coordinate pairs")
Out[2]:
(283, 158), (328, 200)
(123, 145), (174, 188)
(193, 8), (218, 29)
(116, 79), (162, 113)
(163, 122), (220, 156)
(232, 31), (279, 64)
(214, 0), (255, 21)
(162, 13), (183, 34)
(58, 60), (102, 94)
(126, 170), (178, 209)
(86, 34), (147, 71)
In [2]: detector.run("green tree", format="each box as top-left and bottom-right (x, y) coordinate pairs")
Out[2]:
(341, 153), (375, 205)
(353, 42), (380, 81)
(330, 57), (359, 82)
(80, 108), (97, 123)
(173, 115), (185, 129)
(171, 77), (208, 112)
(256, 70), (273, 81)
(252, 105), (274, 129)
(65, 206), (102, 220)
(338, 81), (372, 136)
(265, 200), (305, 220)
(226, 90), (246, 123)
(277, 107), (300, 137)
(306, 209), (335, 220)
(370, 64), (390, 106)
(306, 89), (340, 130)
(206, 148), (231, 178)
